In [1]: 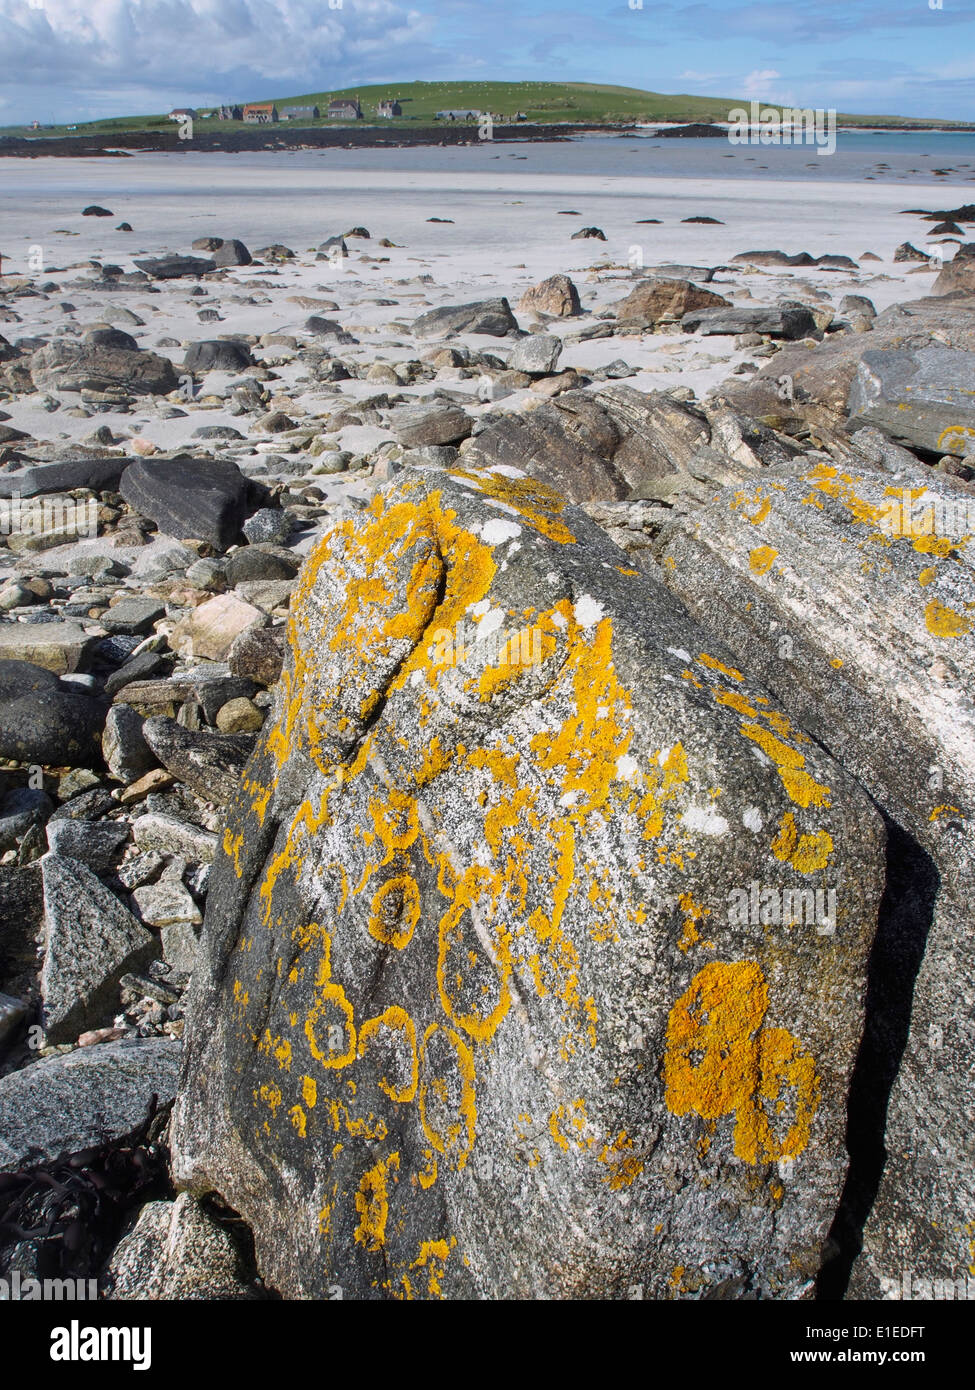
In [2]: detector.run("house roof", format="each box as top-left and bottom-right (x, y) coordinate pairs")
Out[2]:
(244, 102), (276, 111)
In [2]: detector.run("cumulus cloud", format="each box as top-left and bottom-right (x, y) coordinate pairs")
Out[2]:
(0, 0), (435, 116)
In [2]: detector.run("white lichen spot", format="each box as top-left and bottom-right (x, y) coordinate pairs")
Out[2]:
(574, 594), (605, 628)
(475, 608), (506, 641)
(480, 518), (522, 545)
(550, 609), (568, 629)
(743, 806), (763, 832)
(558, 791), (581, 808)
(681, 804), (730, 837)
(469, 599), (491, 618)
(487, 464), (527, 479)
(667, 647), (692, 663)
(616, 754), (640, 783)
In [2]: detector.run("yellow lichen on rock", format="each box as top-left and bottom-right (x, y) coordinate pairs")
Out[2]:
(664, 960), (820, 1165)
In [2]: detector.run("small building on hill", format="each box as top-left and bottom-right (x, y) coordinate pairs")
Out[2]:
(243, 103), (278, 124)
(217, 105), (243, 121)
(168, 108), (197, 122)
(435, 108), (481, 122)
(280, 105), (320, 121)
(328, 99), (363, 120)
(377, 99), (402, 118)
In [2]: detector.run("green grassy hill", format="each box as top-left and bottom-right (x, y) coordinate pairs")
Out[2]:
(3, 79), (970, 138)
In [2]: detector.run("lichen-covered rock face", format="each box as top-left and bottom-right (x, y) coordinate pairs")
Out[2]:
(172, 468), (885, 1300)
(653, 456), (975, 1297)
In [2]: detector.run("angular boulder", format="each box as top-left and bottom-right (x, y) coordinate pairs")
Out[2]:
(29, 340), (177, 397)
(614, 277), (729, 328)
(172, 467), (885, 1300)
(0, 1038), (181, 1171)
(847, 345), (975, 456)
(40, 853), (157, 1043)
(387, 402), (473, 448)
(119, 455), (253, 549)
(412, 298), (518, 339)
(133, 255), (216, 280)
(459, 385), (787, 506)
(517, 275), (581, 318)
(682, 305), (818, 339)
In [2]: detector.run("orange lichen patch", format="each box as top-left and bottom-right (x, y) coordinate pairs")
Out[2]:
(414, 736), (453, 787)
(367, 875), (421, 950)
(732, 1028), (821, 1165)
(223, 829), (244, 877)
(484, 785), (536, 857)
(913, 535), (958, 558)
(771, 811), (834, 873)
(548, 1099), (594, 1154)
(302, 1075), (318, 1109)
(466, 746), (521, 789)
(259, 787), (341, 925)
(256, 1082), (283, 1116)
(353, 1152), (400, 1252)
(925, 599), (972, 639)
(529, 607), (635, 818)
(739, 723), (831, 810)
(306, 976), (357, 1070)
(437, 866), (512, 1044)
(802, 462), (887, 531)
(418, 1024), (477, 1171)
(289, 1105), (307, 1138)
(357, 1006), (419, 1103)
(749, 545), (778, 576)
(598, 1131), (643, 1189)
(664, 961), (768, 1120)
(664, 961), (819, 1166)
(830, 657), (844, 668)
(401, 1237), (457, 1300)
(416, 1150), (438, 1191)
(732, 486), (772, 526)
(258, 1028), (293, 1073)
(367, 787), (421, 862)
(918, 567), (938, 588)
(677, 891), (710, 953)
(929, 804), (964, 822)
(241, 771), (273, 826)
(698, 653), (744, 682)
(714, 688), (759, 719)
(450, 468), (577, 545)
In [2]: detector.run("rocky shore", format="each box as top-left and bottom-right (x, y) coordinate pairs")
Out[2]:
(0, 206), (971, 1300)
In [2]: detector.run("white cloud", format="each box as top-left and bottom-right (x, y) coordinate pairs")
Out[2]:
(0, 0), (433, 116)
(743, 67), (781, 95)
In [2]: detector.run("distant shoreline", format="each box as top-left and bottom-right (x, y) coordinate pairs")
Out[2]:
(1, 118), (973, 159)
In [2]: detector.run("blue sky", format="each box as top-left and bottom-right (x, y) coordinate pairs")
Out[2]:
(1, 0), (974, 125)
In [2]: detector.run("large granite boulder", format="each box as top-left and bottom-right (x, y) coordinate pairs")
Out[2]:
(172, 466), (885, 1300)
(653, 454), (975, 1298)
